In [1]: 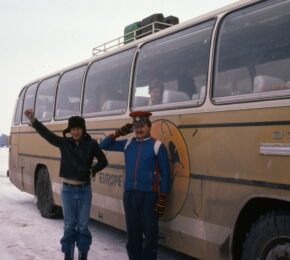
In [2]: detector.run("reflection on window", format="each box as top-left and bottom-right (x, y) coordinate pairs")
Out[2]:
(55, 66), (86, 119)
(213, 0), (290, 102)
(133, 20), (215, 108)
(22, 83), (38, 124)
(133, 86), (150, 107)
(14, 89), (25, 125)
(83, 49), (135, 116)
(35, 76), (58, 122)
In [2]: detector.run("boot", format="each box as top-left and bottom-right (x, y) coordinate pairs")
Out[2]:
(64, 244), (75, 260)
(78, 252), (88, 260)
(64, 251), (73, 260)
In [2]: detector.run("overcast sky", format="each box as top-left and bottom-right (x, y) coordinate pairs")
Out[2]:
(0, 0), (237, 134)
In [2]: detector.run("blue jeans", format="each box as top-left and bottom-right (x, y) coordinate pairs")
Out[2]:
(60, 183), (92, 254)
(123, 190), (159, 260)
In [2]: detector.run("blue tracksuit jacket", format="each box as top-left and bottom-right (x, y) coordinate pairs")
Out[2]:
(100, 135), (170, 194)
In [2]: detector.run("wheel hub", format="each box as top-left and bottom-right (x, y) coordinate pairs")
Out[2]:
(262, 237), (290, 260)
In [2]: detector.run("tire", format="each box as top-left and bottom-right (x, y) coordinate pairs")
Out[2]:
(241, 210), (290, 260)
(35, 167), (62, 218)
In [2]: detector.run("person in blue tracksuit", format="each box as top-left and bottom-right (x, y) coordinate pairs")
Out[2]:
(100, 111), (170, 260)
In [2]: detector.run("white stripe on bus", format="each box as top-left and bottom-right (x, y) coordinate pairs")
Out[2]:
(52, 181), (230, 245)
(159, 215), (230, 245)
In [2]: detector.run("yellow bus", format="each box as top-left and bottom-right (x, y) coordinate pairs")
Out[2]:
(9, 0), (290, 259)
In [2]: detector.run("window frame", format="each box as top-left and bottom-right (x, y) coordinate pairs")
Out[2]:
(130, 99), (204, 113)
(13, 88), (26, 126)
(211, 0), (290, 105)
(81, 48), (136, 118)
(130, 19), (216, 112)
(21, 82), (39, 124)
(35, 75), (59, 123)
(54, 64), (88, 121)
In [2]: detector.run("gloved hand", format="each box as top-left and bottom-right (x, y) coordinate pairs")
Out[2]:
(114, 123), (133, 138)
(155, 194), (167, 217)
(24, 109), (36, 123)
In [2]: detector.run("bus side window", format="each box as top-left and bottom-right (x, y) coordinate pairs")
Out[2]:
(55, 66), (86, 120)
(83, 48), (135, 116)
(13, 89), (25, 125)
(35, 76), (58, 122)
(213, 0), (290, 101)
(21, 83), (38, 124)
(133, 20), (215, 109)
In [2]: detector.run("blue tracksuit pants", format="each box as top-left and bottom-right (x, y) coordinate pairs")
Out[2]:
(123, 190), (159, 260)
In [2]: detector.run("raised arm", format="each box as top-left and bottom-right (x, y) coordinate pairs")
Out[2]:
(99, 123), (133, 152)
(24, 109), (62, 147)
(99, 135), (127, 152)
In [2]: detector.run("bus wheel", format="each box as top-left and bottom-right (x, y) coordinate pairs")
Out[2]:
(35, 167), (62, 218)
(241, 210), (290, 260)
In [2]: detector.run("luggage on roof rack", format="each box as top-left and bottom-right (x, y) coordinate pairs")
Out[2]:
(138, 13), (165, 39)
(159, 15), (179, 30)
(124, 21), (141, 44)
(93, 13), (178, 55)
(164, 15), (179, 25)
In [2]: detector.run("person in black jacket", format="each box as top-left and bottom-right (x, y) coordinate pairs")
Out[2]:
(24, 109), (108, 260)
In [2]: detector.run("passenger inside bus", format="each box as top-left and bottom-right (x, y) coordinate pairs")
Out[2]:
(148, 80), (164, 105)
(133, 54), (209, 106)
(133, 73), (206, 107)
(177, 71), (197, 98)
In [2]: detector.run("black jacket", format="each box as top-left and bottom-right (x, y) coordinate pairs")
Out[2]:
(32, 119), (108, 182)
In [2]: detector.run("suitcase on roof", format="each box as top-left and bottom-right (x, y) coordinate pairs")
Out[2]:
(164, 15), (179, 25)
(124, 21), (141, 44)
(139, 13), (164, 38)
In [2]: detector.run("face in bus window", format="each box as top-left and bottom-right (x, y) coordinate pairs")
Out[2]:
(148, 81), (164, 105)
(134, 123), (151, 140)
(70, 127), (84, 141)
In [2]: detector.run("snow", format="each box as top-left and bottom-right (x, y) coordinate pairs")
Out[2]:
(0, 148), (192, 260)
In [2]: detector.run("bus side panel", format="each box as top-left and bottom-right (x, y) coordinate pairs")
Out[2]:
(159, 178), (204, 259)
(187, 106), (290, 260)
(18, 124), (62, 199)
(151, 115), (204, 259)
(87, 119), (129, 231)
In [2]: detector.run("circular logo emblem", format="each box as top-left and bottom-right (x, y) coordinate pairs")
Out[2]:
(151, 119), (190, 220)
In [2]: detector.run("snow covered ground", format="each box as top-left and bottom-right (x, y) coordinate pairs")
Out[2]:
(0, 148), (193, 260)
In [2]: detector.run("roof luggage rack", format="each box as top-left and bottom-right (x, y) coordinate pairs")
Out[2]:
(92, 21), (175, 56)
